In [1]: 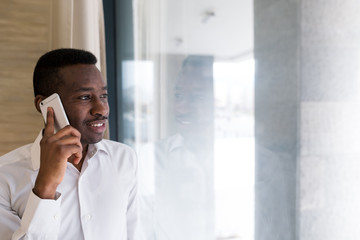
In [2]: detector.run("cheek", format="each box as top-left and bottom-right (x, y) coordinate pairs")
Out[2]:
(66, 109), (86, 126)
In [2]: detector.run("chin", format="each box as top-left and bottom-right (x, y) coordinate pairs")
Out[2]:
(82, 135), (104, 145)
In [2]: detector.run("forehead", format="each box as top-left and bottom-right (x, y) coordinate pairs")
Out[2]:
(58, 64), (105, 90)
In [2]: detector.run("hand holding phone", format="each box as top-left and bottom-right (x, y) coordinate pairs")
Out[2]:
(40, 93), (70, 132)
(35, 93), (82, 200)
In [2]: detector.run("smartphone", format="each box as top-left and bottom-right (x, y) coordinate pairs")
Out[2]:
(40, 93), (70, 132)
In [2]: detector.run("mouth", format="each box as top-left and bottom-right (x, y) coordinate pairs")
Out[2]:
(89, 122), (105, 127)
(86, 119), (107, 133)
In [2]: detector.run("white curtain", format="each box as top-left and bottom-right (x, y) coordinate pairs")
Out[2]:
(48, 0), (107, 139)
(48, 0), (106, 77)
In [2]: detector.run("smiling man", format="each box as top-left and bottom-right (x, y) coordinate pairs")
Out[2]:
(0, 49), (138, 239)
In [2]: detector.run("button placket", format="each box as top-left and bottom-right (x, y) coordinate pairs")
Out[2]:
(78, 169), (93, 239)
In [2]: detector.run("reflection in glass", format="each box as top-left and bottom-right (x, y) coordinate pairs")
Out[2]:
(120, 0), (255, 239)
(138, 56), (215, 239)
(131, 56), (255, 240)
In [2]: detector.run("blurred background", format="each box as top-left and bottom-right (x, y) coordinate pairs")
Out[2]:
(2, 0), (360, 239)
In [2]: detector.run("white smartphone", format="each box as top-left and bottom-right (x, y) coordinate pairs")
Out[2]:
(40, 93), (70, 132)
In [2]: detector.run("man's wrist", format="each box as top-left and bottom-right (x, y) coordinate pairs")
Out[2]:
(33, 181), (58, 200)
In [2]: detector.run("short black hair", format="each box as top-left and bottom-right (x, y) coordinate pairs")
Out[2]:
(33, 48), (97, 97)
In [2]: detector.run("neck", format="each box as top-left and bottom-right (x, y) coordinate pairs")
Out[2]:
(82, 144), (89, 159)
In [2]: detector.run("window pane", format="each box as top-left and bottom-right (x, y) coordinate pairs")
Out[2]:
(119, 1), (254, 239)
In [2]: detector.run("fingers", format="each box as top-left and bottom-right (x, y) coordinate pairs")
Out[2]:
(41, 115), (83, 164)
(44, 107), (81, 139)
(44, 120), (81, 146)
(68, 151), (83, 165)
(36, 110), (83, 199)
(43, 130), (83, 158)
(50, 132), (81, 146)
(61, 144), (83, 161)
(57, 125), (81, 139)
(44, 107), (55, 137)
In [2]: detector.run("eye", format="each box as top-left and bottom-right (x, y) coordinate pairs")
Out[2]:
(100, 93), (108, 99)
(79, 95), (91, 100)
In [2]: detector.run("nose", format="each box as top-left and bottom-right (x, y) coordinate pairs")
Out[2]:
(90, 97), (109, 117)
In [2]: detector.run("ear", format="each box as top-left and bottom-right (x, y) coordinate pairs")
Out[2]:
(34, 95), (45, 113)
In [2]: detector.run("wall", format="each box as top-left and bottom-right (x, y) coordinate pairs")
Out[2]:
(255, 0), (360, 239)
(0, 0), (50, 155)
(299, 1), (360, 239)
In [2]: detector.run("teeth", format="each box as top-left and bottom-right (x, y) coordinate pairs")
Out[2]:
(181, 120), (191, 125)
(91, 123), (104, 127)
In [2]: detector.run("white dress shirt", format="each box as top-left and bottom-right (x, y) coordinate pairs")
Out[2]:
(0, 131), (138, 240)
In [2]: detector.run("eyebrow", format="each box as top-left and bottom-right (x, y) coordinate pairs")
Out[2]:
(74, 86), (108, 92)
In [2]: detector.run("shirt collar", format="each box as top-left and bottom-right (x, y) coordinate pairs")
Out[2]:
(89, 140), (108, 158)
(30, 130), (109, 171)
(168, 133), (185, 152)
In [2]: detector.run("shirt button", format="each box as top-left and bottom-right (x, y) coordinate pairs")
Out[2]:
(54, 214), (59, 220)
(84, 214), (92, 221)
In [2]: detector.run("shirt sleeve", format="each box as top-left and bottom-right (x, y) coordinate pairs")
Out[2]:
(0, 190), (62, 240)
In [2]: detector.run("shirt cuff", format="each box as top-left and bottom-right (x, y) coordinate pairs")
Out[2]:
(18, 190), (62, 237)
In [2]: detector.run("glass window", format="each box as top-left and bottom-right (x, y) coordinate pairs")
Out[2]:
(105, 0), (254, 239)
(104, 1), (360, 239)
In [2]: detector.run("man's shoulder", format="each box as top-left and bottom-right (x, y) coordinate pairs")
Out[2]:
(0, 144), (32, 168)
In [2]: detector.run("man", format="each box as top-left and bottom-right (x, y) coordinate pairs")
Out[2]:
(0, 48), (138, 239)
